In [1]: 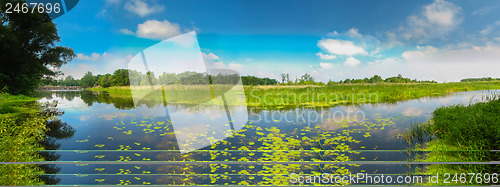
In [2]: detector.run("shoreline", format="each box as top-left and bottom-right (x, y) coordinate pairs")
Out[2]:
(82, 81), (500, 107)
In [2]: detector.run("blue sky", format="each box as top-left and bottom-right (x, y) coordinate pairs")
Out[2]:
(56, 0), (500, 82)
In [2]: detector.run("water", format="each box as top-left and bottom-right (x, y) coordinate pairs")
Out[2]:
(34, 90), (499, 185)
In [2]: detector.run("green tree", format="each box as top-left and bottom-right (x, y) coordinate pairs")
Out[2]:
(111, 69), (129, 86)
(158, 72), (177, 85)
(0, 0), (75, 94)
(97, 74), (112, 87)
(80, 71), (97, 87)
(63, 76), (78, 86)
(369, 75), (383, 83)
(298, 73), (314, 85)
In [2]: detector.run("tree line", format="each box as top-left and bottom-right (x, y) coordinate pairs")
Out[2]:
(279, 73), (436, 86)
(461, 77), (500, 82)
(330, 74), (437, 85)
(45, 69), (273, 87)
(46, 70), (436, 88)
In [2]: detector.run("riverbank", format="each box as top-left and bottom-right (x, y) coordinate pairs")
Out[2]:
(0, 93), (47, 185)
(87, 81), (500, 107)
(406, 96), (499, 185)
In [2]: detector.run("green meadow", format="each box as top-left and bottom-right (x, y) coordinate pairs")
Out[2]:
(88, 81), (500, 107)
(0, 93), (48, 186)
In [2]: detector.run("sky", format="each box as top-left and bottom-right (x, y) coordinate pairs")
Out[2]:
(55, 0), (500, 82)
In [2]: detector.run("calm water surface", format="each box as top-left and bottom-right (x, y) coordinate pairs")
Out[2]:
(35, 90), (499, 185)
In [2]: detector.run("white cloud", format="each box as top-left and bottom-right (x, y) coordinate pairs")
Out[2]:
(402, 45), (439, 61)
(209, 61), (244, 72)
(120, 28), (134, 35)
(318, 39), (367, 56)
(62, 53), (133, 79)
(124, 0), (164, 17)
(402, 0), (462, 41)
(402, 51), (425, 61)
(76, 52), (106, 61)
(202, 53), (219, 61)
(257, 72), (279, 80)
(316, 52), (337, 60)
(136, 20), (181, 40)
(202, 52), (244, 72)
(344, 57), (361, 67)
(480, 21), (500, 35)
(367, 57), (401, 66)
(400, 44), (500, 82)
(227, 63), (244, 71)
(385, 32), (403, 48)
(346, 28), (362, 37)
(319, 62), (334, 69)
(76, 64), (91, 69)
(424, 0), (461, 26)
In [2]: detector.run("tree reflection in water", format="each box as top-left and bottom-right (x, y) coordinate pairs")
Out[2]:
(38, 108), (76, 184)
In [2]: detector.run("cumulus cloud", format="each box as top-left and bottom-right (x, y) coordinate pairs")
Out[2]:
(424, 0), (461, 26)
(402, 0), (462, 41)
(62, 53), (133, 79)
(316, 52), (337, 60)
(399, 44), (500, 82)
(318, 39), (367, 56)
(202, 53), (219, 60)
(346, 28), (362, 37)
(319, 62), (334, 69)
(202, 52), (244, 72)
(76, 52), (107, 61)
(401, 45), (439, 61)
(124, 0), (164, 17)
(135, 20), (181, 40)
(210, 62), (244, 72)
(344, 57), (361, 67)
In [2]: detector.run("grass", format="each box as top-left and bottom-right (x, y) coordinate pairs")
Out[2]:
(405, 96), (500, 185)
(0, 93), (48, 186)
(87, 81), (500, 108)
(246, 81), (500, 107)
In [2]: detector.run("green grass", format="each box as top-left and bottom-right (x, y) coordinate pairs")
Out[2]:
(0, 93), (47, 186)
(406, 96), (500, 185)
(88, 81), (500, 107)
(246, 81), (500, 107)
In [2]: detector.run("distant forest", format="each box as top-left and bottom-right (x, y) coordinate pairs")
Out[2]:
(460, 77), (500, 82)
(44, 69), (436, 87)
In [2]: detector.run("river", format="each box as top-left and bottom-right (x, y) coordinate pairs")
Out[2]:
(35, 90), (499, 185)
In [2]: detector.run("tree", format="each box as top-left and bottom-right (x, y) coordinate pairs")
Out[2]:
(158, 72), (178, 85)
(63, 76), (78, 86)
(97, 74), (112, 87)
(298, 73), (314, 85)
(80, 71), (97, 87)
(111, 69), (129, 86)
(0, 0), (75, 94)
(241, 76), (278, 85)
(369, 75), (383, 83)
(280, 73), (286, 84)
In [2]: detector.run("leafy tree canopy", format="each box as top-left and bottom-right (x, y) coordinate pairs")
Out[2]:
(0, 0), (75, 94)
